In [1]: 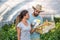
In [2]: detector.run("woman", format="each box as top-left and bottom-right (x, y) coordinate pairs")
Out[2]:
(17, 10), (36, 40)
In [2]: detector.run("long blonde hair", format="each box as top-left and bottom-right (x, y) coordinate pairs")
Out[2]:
(15, 15), (21, 26)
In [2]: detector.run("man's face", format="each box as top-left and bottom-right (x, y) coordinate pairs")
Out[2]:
(34, 9), (40, 17)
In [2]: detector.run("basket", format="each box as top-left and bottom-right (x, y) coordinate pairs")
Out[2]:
(35, 22), (55, 34)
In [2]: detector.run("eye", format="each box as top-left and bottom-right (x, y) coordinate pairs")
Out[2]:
(36, 10), (40, 13)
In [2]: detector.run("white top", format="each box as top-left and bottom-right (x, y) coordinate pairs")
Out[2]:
(17, 21), (31, 40)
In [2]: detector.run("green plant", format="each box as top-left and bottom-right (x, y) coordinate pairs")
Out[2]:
(0, 24), (17, 40)
(54, 17), (60, 23)
(0, 21), (60, 40)
(40, 22), (60, 40)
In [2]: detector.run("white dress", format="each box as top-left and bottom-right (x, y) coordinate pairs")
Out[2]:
(17, 21), (31, 40)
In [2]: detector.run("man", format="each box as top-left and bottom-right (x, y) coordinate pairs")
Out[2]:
(28, 4), (44, 40)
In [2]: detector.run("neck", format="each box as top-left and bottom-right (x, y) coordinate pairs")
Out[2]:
(22, 18), (27, 23)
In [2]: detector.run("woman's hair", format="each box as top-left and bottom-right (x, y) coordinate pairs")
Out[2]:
(19, 10), (28, 21)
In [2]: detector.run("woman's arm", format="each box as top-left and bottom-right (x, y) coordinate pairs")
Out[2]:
(17, 27), (21, 40)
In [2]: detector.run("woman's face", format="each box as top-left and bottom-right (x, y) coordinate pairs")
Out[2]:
(25, 13), (30, 20)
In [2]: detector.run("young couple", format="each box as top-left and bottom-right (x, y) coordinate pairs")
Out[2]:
(17, 4), (43, 40)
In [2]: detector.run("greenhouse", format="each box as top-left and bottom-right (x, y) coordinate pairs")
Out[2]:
(0, 0), (60, 40)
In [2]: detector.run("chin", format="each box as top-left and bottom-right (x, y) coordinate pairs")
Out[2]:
(27, 18), (29, 20)
(34, 14), (38, 17)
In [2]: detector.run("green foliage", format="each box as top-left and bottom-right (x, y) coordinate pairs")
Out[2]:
(40, 22), (60, 40)
(54, 17), (60, 23)
(0, 24), (17, 40)
(0, 19), (60, 40)
(40, 17), (60, 40)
